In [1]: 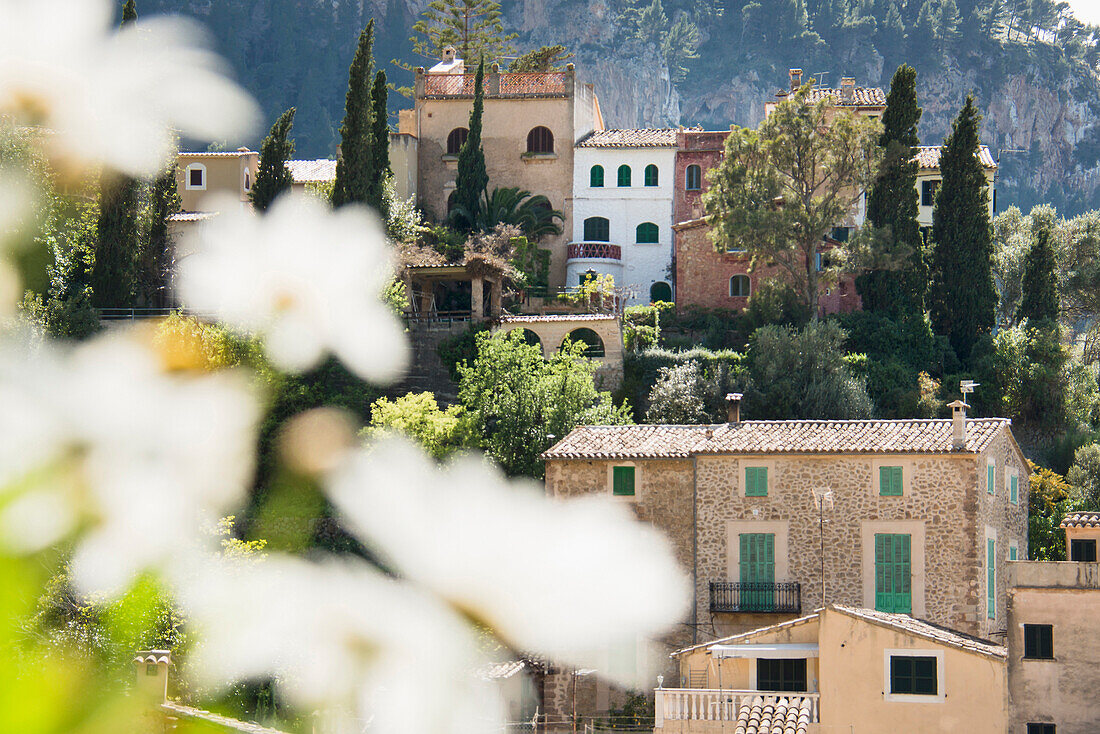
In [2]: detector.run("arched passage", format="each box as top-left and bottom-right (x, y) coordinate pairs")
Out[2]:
(562, 327), (605, 358)
(516, 328), (542, 349)
(650, 281), (672, 303)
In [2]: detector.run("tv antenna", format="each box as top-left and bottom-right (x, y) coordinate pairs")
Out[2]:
(960, 380), (979, 399)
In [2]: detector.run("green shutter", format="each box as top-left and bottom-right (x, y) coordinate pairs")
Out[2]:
(612, 466), (635, 496)
(1010, 475), (1018, 504)
(987, 538), (996, 618)
(875, 533), (912, 613)
(988, 464), (995, 495)
(590, 165), (604, 187)
(644, 164), (658, 186)
(1010, 546), (1018, 561)
(880, 466), (903, 496)
(739, 533), (775, 611)
(617, 165), (631, 187)
(745, 467), (768, 496)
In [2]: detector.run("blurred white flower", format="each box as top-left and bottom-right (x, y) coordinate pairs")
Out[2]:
(0, 0), (258, 177)
(327, 439), (691, 685)
(175, 192), (408, 383)
(0, 332), (259, 595)
(181, 554), (504, 734)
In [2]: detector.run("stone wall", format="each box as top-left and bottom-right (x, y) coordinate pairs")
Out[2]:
(673, 130), (727, 225)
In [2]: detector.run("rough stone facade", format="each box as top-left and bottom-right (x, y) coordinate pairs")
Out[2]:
(672, 129), (727, 225)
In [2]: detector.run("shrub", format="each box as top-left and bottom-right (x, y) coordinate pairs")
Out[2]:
(645, 362), (709, 424)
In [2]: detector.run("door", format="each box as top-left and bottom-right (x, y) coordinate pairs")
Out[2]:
(739, 533), (775, 611)
(875, 533), (912, 613)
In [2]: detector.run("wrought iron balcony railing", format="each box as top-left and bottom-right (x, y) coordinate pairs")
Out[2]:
(709, 581), (801, 614)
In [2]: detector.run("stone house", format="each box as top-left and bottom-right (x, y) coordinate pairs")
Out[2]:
(659, 604), (1006, 734)
(1006, 512), (1100, 733)
(672, 129), (729, 226)
(570, 128), (678, 304)
(541, 398), (1028, 720)
(915, 144), (998, 231)
(404, 49), (602, 287)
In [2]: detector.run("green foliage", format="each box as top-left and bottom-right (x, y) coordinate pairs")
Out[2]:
(928, 96), (996, 365)
(367, 70), (390, 218)
(437, 322), (489, 381)
(645, 361), (709, 424)
(623, 302), (672, 352)
(250, 108), (296, 213)
(137, 161), (180, 307)
(381, 278), (407, 316)
(509, 44), (573, 72)
(1016, 206), (1060, 323)
(509, 236), (551, 293)
(450, 187), (564, 241)
(38, 201), (101, 339)
(1067, 443), (1100, 508)
(992, 320), (1089, 430)
(450, 59), (488, 233)
(458, 330), (632, 478)
(618, 0), (701, 82)
(1028, 461), (1076, 560)
(704, 83), (882, 316)
(332, 21), (377, 210)
(857, 64), (927, 316)
(121, 0), (137, 25)
(365, 392), (474, 459)
(408, 0), (517, 64)
(598, 691), (654, 730)
(90, 176), (140, 307)
(619, 346), (747, 422)
(383, 174), (426, 245)
(743, 321), (874, 419)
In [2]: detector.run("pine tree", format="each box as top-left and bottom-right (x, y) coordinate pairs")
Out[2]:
(856, 64), (926, 316)
(251, 108), (297, 213)
(1017, 208), (1059, 324)
(138, 162), (181, 307)
(409, 0), (517, 64)
(366, 71), (390, 217)
(121, 0), (137, 25)
(927, 95), (996, 363)
(332, 20), (375, 209)
(450, 58), (488, 233)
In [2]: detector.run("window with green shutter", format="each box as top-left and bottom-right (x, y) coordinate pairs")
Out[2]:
(987, 538), (996, 618)
(889, 655), (937, 695)
(612, 466), (635, 496)
(875, 533), (912, 613)
(590, 165), (604, 187)
(1010, 546), (1018, 561)
(617, 164), (631, 187)
(988, 463), (995, 495)
(739, 533), (775, 610)
(1010, 475), (1019, 504)
(745, 467), (768, 496)
(636, 222), (659, 244)
(879, 466), (903, 496)
(644, 164), (659, 187)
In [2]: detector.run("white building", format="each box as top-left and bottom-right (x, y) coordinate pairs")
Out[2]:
(570, 129), (677, 304)
(915, 144), (998, 228)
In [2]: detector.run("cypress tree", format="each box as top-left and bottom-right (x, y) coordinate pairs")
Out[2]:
(927, 95), (996, 364)
(138, 162), (181, 307)
(856, 64), (926, 316)
(451, 58), (488, 233)
(251, 108), (297, 213)
(332, 20), (375, 209)
(121, 0), (137, 25)
(1017, 209), (1059, 324)
(366, 70), (390, 217)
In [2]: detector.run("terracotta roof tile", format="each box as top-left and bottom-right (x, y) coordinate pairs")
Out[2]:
(1061, 511), (1100, 528)
(286, 158), (337, 184)
(544, 419), (1010, 459)
(576, 129), (679, 148)
(778, 87), (886, 106)
(500, 314), (617, 323)
(915, 145), (997, 170)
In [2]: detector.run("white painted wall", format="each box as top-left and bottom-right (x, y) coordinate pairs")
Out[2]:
(570, 146), (676, 304)
(915, 169), (997, 227)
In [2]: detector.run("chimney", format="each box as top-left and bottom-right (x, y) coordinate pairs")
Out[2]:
(133, 650), (171, 703)
(947, 400), (969, 450)
(726, 393), (743, 424)
(441, 45), (456, 64)
(840, 77), (855, 103)
(789, 68), (802, 92)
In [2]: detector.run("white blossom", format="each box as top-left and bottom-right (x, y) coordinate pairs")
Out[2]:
(0, 0), (258, 177)
(181, 554), (505, 734)
(327, 439), (692, 686)
(174, 192), (408, 383)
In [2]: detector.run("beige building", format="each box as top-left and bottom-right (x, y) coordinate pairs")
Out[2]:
(915, 145), (998, 228)
(541, 398), (1028, 720)
(176, 148), (259, 214)
(660, 605), (1006, 734)
(404, 49), (602, 287)
(1006, 512), (1100, 733)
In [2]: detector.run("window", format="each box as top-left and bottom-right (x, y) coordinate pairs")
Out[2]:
(636, 222), (659, 243)
(729, 274), (750, 297)
(829, 226), (850, 242)
(1010, 545), (1018, 561)
(815, 252), (823, 271)
(617, 164), (631, 187)
(526, 126), (554, 154)
(186, 163), (206, 190)
(1027, 724), (1056, 734)
(685, 164), (701, 190)
(1070, 538), (1097, 562)
(583, 216), (610, 242)
(1010, 474), (1019, 505)
(987, 538), (996, 619)
(921, 180), (939, 206)
(1023, 624), (1053, 659)
(590, 164), (604, 187)
(744, 467), (768, 496)
(879, 466), (903, 496)
(644, 164), (659, 187)
(446, 190), (458, 214)
(650, 281), (672, 303)
(612, 466), (635, 496)
(739, 532), (775, 610)
(875, 533), (911, 613)
(988, 463), (995, 495)
(757, 659), (807, 692)
(243, 171), (251, 191)
(580, 269), (597, 285)
(889, 655), (938, 696)
(446, 127), (468, 155)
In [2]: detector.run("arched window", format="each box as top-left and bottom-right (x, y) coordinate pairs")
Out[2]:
(446, 190), (458, 214)
(583, 216), (610, 242)
(636, 222), (659, 244)
(729, 274), (751, 297)
(562, 328), (605, 358)
(243, 170), (251, 192)
(644, 164), (659, 187)
(617, 165), (631, 187)
(446, 127), (468, 155)
(185, 163), (206, 190)
(686, 164), (701, 191)
(650, 281), (672, 303)
(590, 165), (604, 187)
(527, 126), (554, 154)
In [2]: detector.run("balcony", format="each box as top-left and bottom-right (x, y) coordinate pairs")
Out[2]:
(654, 688), (819, 730)
(709, 581), (801, 614)
(566, 242), (622, 261)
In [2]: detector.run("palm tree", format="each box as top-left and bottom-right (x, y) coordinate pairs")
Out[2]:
(449, 186), (563, 240)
